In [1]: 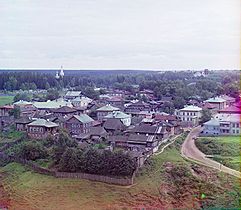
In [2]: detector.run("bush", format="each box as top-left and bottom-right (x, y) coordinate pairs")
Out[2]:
(58, 148), (137, 177)
(7, 141), (48, 161)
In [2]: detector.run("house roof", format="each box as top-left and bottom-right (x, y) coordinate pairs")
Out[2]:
(27, 119), (58, 128)
(15, 117), (33, 124)
(52, 106), (77, 113)
(204, 118), (220, 126)
(131, 124), (162, 134)
(128, 134), (155, 143)
(0, 105), (14, 109)
(89, 126), (107, 136)
(202, 102), (216, 109)
(103, 118), (125, 130)
(220, 95), (235, 101)
(131, 100), (149, 107)
(107, 96), (123, 102)
(104, 111), (130, 119)
(205, 97), (226, 103)
(218, 105), (241, 114)
(14, 100), (32, 106)
(71, 114), (94, 124)
(154, 114), (177, 121)
(141, 118), (155, 123)
(109, 135), (128, 142)
(33, 99), (73, 109)
(180, 105), (202, 112)
(214, 113), (240, 123)
(65, 91), (82, 97)
(72, 96), (92, 103)
(97, 104), (120, 112)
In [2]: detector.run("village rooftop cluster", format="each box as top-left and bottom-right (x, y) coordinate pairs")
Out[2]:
(0, 86), (239, 167)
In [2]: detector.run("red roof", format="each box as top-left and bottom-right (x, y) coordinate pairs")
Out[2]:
(0, 105), (14, 109)
(218, 105), (241, 114)
(202, 102), (216, 109)
(154, 114), (177, 121)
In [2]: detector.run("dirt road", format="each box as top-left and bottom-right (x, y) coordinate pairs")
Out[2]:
(181, 126), (241, 178)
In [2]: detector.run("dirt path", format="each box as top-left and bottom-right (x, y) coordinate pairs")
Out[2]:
(181, 126), (241, 178)
(154, 134), (181, 155)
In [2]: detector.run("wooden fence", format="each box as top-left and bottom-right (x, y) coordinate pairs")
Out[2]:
(55, 171), (134, 185)
(0, 152), (134, 186)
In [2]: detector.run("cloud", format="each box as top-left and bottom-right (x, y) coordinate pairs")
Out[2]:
(0, 0), (240, 69)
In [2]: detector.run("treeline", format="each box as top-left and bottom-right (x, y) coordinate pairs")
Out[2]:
(6, 131), (137, 177)
(0, 70), (239, 101)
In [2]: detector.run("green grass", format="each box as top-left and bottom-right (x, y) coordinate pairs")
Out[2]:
(196, 136), (240, 171)
(0, 95), (14, 106)
(1, 133), (240, 209)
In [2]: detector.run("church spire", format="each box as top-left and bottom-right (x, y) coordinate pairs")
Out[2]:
(60, 65), (64, 77)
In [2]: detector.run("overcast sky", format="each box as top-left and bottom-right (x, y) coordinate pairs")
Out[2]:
(0, 0), (240, 70)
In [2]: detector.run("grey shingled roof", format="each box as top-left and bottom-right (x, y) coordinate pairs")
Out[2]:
(73, 114), (94, 123)
(27, 119), (58, 128)
(97, 104), (120, 112)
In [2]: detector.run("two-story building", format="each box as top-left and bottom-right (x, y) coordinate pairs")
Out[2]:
(52, 106), (78, 117)
(129, 124), (168, 140)
(202, 118), (220, 136)
(109, 133), (159, 153)
(204, 97), (227, 110)
(202, 114), (241, 136)
(103, 111), (131, 126)
(71, 96), (93, 107)
(27, 119), (59, 139)
(96, 104), (120, 121)
(0, 105), (14, 117)
(176, 105), (202, 127)
(14, 100), (37, 117)
(65, 114), (94, 135)
(125, 101), (151, 115)
(65, 91), (82, 100)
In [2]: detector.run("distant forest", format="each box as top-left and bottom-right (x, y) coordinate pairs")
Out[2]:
(0, 70), (239, 103)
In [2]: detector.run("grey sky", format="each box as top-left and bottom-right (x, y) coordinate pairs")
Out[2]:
(0, 0), (240, 70)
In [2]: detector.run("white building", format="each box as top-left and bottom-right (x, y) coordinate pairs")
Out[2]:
(176, 105), (202, 126)
(71, 96), (93, 107)
(202, 114), (240, 136)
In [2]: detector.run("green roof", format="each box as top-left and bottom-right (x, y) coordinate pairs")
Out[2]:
(33, 100), (73, 109)
(205, 97), (226, 103)
(104, 111), (130, 119)
(14, 100), (32, 106)
(28, 119), (58, 128)
(73, 114), (94, 123)
(97, 104), (119, 111)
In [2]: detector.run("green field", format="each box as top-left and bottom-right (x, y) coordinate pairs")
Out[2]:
(1, 134), (240, 209)
(196, 136), (240, 171)
(0, 95), (14, 106)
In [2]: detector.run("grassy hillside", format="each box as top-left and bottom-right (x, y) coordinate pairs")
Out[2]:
(196, 136), (240, 171)
(0, 96), (14, 106)
(1, 134), (240, 209)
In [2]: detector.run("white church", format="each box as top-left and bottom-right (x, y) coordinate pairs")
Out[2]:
(55, 66), (64, 79)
